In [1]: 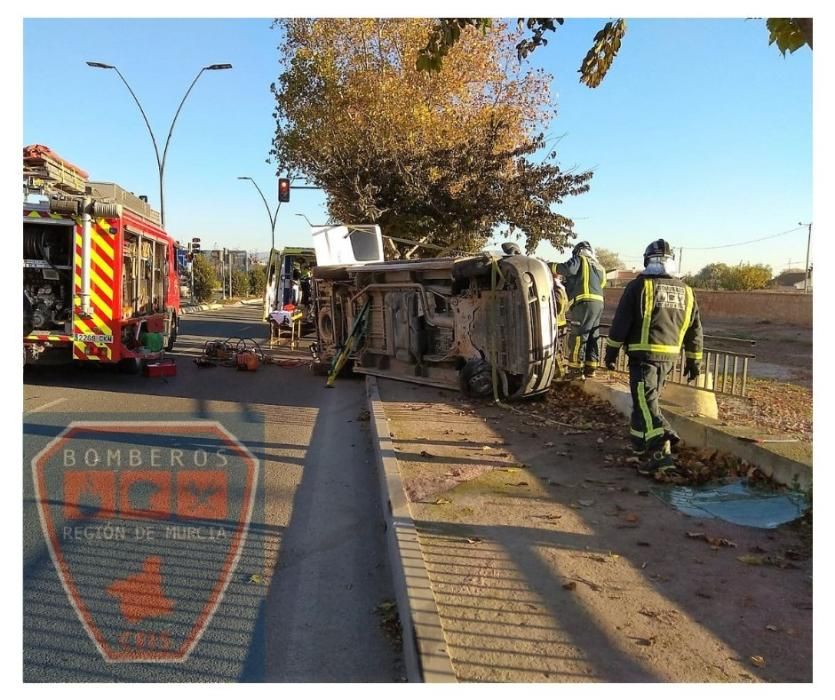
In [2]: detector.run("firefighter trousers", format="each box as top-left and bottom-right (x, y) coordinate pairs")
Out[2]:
(628, 360), (681, 452)
(566, 300), (603, 370)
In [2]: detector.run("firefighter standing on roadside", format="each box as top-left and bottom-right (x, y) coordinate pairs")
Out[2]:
(604, 239), (704, 477)
(554, 241), (607, 379)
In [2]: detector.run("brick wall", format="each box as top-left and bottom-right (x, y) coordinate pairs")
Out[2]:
(602, 287), (812, 328)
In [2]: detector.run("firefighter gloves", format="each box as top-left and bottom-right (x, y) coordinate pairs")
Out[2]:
(604, 346), (619, 371)
(684, 358), (701, 382)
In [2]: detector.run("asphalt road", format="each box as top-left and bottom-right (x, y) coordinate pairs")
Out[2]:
(23, 304), (403, 681)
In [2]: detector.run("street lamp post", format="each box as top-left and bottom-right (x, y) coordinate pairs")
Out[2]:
(86, 61), (232, 229)
(238, 176), (280, 252)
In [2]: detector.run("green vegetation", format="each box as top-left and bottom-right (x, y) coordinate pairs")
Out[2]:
(248, 264), (267, 297)
(595, 247), (624, 271)
(231, 270), (250, 298)
(191, 254), (217, 302)
(684, 262), (773, 291)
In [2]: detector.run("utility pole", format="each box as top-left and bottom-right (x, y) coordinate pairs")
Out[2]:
(678, 247), (684, 274)
(797, 221), (812, 292)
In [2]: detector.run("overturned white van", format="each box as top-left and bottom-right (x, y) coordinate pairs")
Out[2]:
(309, 225), (558, 399)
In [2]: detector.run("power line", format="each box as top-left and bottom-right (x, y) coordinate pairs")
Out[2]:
(683, 226), (804, 251)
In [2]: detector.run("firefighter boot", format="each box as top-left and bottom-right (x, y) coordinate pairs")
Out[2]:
(637, 440), (676, 477)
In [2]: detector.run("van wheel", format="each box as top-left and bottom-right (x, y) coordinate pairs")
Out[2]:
(165, 312), (178, 351)
(460, 359), (493, 398)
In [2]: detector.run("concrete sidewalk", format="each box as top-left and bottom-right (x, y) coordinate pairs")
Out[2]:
(372, 378), (812, 682)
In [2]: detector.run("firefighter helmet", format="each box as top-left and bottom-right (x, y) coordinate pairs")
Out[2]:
(643, 239), (674, 267)
(573, 240), (593, 257)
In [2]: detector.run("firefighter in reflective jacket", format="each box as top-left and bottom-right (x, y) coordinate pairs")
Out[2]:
(554, 241), (607, 378)
(604, 239), (704, 476)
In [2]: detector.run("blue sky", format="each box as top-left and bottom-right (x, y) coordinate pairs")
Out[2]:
(22, 17), (812, 274)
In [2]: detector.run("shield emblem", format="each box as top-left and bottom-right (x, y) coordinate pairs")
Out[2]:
(31, 421), (258, 663)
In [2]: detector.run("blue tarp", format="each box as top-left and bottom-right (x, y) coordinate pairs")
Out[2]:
(651, 479), (808, 529)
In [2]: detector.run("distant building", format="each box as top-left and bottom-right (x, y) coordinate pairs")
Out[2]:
(773, 268), (812, 291)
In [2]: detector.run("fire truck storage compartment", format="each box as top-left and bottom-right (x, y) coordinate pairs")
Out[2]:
(123, 231), (166, 318)
(23, 220), (73, 332)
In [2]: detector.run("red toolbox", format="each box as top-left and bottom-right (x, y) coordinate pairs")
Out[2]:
(144, 359), (177, 377)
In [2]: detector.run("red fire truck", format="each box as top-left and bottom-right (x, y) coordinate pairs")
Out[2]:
(23, 145), (181, 370)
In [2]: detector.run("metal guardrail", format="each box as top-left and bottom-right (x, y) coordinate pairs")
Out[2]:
(559, 326), (755, 397)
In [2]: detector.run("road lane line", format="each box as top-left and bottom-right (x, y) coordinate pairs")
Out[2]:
(24, 398), (67, 415)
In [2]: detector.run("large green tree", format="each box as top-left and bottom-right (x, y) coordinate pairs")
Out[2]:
(270, 18), (591, 256)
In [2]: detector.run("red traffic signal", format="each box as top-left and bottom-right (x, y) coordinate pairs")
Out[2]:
(278, 178), (290, 203)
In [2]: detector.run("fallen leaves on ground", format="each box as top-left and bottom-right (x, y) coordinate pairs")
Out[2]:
(686, 532), (738, 548)
(737, 553), (799, 569)
(717, 378), (811, 441)
(375, 599), (403, 647)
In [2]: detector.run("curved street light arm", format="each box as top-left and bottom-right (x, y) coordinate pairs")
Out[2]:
(241, 178), (280, 250)
(110, 66), (163, 171)
(160, 67), (207, 177)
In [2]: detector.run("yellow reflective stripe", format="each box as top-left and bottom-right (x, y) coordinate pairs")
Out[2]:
(677, 286), (694, 348)
(628, 343), (681, 354)
(582, 257), (590, 297)
(631, 427), (664, 440)
(636, 381), (664, 439)
(640, 279), (653, 345)
(584, 361), (598, 368)
(685, 351), (703, 360)
(572, 336), (582, 364)
(606, 338), (623, 348)
(573, 293), (604, 302)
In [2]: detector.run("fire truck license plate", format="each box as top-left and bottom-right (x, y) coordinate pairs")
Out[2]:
(74, 333), (114, 343)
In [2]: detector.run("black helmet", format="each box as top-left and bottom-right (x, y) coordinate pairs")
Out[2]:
(573, 240), (593, 256)
(643, 239), (674, 266)
(501, 242), (522, 256)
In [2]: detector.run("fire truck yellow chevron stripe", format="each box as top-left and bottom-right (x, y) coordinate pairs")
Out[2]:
(90, 290), (113, 320)
(90, 269), (113, 299)
(90, 248), (114, 279)
(93, 221), (115, 257)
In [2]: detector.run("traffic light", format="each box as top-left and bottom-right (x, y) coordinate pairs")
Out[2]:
(191, 237), (201, 253)
(278, 178), (290, 203)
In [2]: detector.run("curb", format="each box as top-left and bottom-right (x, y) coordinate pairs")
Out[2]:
(366, 376), (457, 683)
(179, 298), (262, 315)
(580, 378), (812, 492)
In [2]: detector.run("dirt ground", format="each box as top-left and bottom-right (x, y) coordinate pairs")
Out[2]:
(703, 319), (812, 388)
(377, 378), (812, 682)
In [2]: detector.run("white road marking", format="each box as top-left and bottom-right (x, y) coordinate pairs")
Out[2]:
(24, 397), (67, 415)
